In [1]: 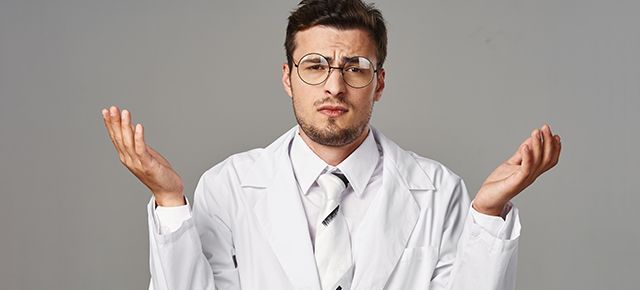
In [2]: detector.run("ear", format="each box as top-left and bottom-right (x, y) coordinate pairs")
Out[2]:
(373, 68), (385, 102)
(282, 63), (293, 98)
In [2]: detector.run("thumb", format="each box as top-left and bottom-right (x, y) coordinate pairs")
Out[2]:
(146, 145), (172, 168)
(507, 143), (525, 165)
(505, 144), (534, 190)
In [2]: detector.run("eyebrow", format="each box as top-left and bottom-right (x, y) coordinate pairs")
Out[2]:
(301, 55), (361, 63)
(324, 56), (360, 63)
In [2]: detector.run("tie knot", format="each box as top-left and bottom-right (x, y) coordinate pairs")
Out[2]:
(317, 172), (348, 201)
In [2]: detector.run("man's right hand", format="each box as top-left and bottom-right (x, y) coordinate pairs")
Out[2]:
(101, 106), (185, 207)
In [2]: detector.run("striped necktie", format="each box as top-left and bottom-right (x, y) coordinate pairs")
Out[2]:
(314, 171), (354, 290)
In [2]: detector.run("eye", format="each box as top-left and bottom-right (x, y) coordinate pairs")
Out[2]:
(345, 66), (362, 73)
(303, 64), (327, 71)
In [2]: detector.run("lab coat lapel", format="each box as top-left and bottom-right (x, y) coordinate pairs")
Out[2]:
(246, 127), (321, 290)
(351, 128), (435, 289)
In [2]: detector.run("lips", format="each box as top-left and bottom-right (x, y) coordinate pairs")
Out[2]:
(317, 105), (348, 117)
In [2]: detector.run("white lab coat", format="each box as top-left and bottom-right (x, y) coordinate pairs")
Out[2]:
(147, 126), (520, 290)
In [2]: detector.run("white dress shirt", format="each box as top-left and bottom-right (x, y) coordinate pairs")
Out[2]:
(154, 127), (515, 241)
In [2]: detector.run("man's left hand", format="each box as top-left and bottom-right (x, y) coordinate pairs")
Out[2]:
(473, 124), (562, 216)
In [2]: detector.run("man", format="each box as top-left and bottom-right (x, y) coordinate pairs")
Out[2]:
(101, 0), (561, 289)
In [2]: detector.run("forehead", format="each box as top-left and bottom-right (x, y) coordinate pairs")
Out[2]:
(293, 26), (376, 62)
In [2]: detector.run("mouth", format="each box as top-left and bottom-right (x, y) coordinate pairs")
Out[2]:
(317, 105), (348, 117)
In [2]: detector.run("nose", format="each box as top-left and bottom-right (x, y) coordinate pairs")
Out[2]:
(323, 68), (346, 97)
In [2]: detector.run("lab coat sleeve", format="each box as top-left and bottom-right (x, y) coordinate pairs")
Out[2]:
(147, 194), (215, 289)
(429, 178), (521, 290)
(469, 202), (519, 240)
(147, 169), (241, 290)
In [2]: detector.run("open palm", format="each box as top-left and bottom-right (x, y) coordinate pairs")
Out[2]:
(101, 106), (185, 206)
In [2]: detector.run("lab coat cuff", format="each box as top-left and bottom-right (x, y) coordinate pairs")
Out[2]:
(149, 196), (193, 235)
(469, 201), (521, 240)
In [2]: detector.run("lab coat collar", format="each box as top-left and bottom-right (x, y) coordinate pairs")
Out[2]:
(245, 126), (321, 290)
(350, 126), (435, 289)
(240, 125), (435, 289)
(241, 125), (435, 191)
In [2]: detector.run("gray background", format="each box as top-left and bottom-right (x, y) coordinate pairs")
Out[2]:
(1, 0), (638, 289)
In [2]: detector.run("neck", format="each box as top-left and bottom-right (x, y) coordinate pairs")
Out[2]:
(298, 127), (370, 166)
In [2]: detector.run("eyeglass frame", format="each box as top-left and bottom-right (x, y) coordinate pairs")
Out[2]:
(292, 52), (381, 89)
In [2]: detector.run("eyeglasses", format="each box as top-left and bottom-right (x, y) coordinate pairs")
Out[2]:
(292, 53), (379, 88)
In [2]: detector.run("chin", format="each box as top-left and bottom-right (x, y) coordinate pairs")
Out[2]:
(321, 115), (352, 126)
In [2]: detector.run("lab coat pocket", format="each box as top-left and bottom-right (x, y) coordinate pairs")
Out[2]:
(385, 246), (439, 290)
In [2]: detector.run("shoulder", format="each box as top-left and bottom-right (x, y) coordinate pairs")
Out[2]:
(192, 148), (269, 216)
(199, 126), (298, 185)
(373, 127), (464, 189)
(406, 151), (470, 214)
(408, 151), (463, 186)
(200, 148), (266, 185)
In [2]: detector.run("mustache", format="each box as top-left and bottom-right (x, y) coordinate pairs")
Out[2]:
(313, 97), (350, 107)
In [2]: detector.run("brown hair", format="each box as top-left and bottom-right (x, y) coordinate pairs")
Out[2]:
(285, 0), (387, 70)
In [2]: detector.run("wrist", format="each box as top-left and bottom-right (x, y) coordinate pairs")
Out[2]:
(154, 193), (186, 207)
(472, 199), (507, 217)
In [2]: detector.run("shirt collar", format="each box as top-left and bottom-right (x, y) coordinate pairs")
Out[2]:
(289, 126), (380, 198)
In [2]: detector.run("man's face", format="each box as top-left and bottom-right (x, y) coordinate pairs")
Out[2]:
(282, 25), (385, 147)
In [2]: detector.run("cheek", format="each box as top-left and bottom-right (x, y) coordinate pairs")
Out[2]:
(292, 83), (321, 110)
(349, 92), (376, 112)
(292, 90), (315, 116)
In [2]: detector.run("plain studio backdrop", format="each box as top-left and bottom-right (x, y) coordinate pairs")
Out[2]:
(1, 0), (638, 289)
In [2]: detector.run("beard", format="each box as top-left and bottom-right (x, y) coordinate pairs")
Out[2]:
(292, 96), (373, 147)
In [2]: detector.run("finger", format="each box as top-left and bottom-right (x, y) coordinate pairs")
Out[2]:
(120, 109), (138, 160)
(101, 108), (120, 151)
(541, 124), (554, 170)
(520, 144), (534, 181)
(551, 135), (562, 167)
(102, 108), (118, 144)
(147, 145), (171, 168)
(134, 123), (154, 167)
(101, 108), (115, 140)
(506, 144), (534, 192)
(104, 106), (127, 160)
(109, 106), (129, 163)
(530, 128), (543, 172)
(505, 143), (531, 187)
(102, 108), (116, 139)
(514, 136), (534, 164)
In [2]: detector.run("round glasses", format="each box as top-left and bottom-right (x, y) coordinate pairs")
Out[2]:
(293, 53), (379, 88)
